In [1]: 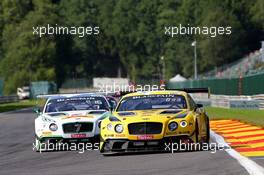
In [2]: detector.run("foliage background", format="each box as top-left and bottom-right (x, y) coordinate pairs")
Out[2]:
(0, 0), (263, 94)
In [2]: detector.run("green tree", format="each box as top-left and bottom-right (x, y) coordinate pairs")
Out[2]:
(0, 0), (58, 94)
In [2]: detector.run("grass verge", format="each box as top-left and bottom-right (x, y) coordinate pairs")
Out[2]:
(205, 107), (264, 127)
(0, 99), (44, 113)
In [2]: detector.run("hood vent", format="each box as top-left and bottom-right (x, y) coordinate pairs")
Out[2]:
(88, 110), (106, 115)
(48, 113), (66, 117)
(160, 110), (181, 114)
(118, 112), (135, 116)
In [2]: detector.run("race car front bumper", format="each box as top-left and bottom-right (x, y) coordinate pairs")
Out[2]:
(101, 135), (194, 153)
(37, 134), (100, 143)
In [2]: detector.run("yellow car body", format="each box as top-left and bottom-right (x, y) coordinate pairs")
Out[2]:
(100, 90), (210, 154)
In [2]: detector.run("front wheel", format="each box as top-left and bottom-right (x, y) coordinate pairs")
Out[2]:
(192, 121), (204, 151)
(34, 137), (42, 152)
(195, 121), (199, 143)
(205, 117), (210, 144)
(100, 141), (111, 153)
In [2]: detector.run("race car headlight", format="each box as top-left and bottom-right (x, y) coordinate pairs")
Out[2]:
(115, 124), (123, 133)
(107, 123), (113, 131)
(180, 120), (187, 127)
(49, 123), (58, 131)
(168, 122), (178, 131)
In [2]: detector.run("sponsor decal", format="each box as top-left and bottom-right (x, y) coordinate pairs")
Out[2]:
(115, 134), (125, 137)
(142, 118), (150, 120)
(137, 135), (154, 140)
(42, 131), (52, 134)
(56, 97), (98, 102)
(71, 133), (86, 138)
(42, 131), (52, 136)
(131, 94), (180, 99)
(63, 116), (94, 119)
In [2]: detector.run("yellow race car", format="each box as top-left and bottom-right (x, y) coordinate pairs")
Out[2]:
(100, 88), (210, 154)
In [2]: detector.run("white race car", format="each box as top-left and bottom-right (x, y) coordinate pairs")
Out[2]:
(34, 93), (111, 151)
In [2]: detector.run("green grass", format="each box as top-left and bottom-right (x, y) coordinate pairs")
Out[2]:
(205, 107), (264, 127)
(0, 99), (45, 113)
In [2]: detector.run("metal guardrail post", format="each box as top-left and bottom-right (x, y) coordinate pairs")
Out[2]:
(0, 95), (19, 104)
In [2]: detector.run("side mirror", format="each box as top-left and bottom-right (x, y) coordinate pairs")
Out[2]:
(33, 107), (41, 115)
(109, 101), (116, 112)
(194, 103), (203, 112)
(196, 104), (203, 108)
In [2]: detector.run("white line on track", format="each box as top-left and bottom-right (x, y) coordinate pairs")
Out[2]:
(211, 130), (264, 175)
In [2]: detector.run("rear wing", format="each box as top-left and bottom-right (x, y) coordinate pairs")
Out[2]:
(166, 88), (210, 98)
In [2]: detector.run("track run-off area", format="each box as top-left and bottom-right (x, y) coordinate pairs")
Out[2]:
(211, 120), (264, 157)
(0, 109), (264, 175)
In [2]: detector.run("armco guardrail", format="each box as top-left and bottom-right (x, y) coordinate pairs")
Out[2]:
(0, 95), (19, 104)
(192, 94), (264, 110)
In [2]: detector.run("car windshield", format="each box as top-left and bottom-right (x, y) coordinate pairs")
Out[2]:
(117, 94), (187, 111)
(45, 96), (109, 113)
(22, 87), (30, 92)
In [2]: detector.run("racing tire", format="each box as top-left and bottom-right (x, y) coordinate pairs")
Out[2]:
(34, 137), (43, 152)
(100, 142), (117, 156)
(100, 142), (106, 153)
(195, 120), (199, 143)
(205, 117), (210, 144)
(193, 121), (203, 151)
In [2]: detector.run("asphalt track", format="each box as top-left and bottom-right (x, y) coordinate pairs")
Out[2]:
(0, 109), (257, 175)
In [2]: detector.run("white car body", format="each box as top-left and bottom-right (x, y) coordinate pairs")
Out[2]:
(17, 86), (30, 99)
(34, 94), (111, 150)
